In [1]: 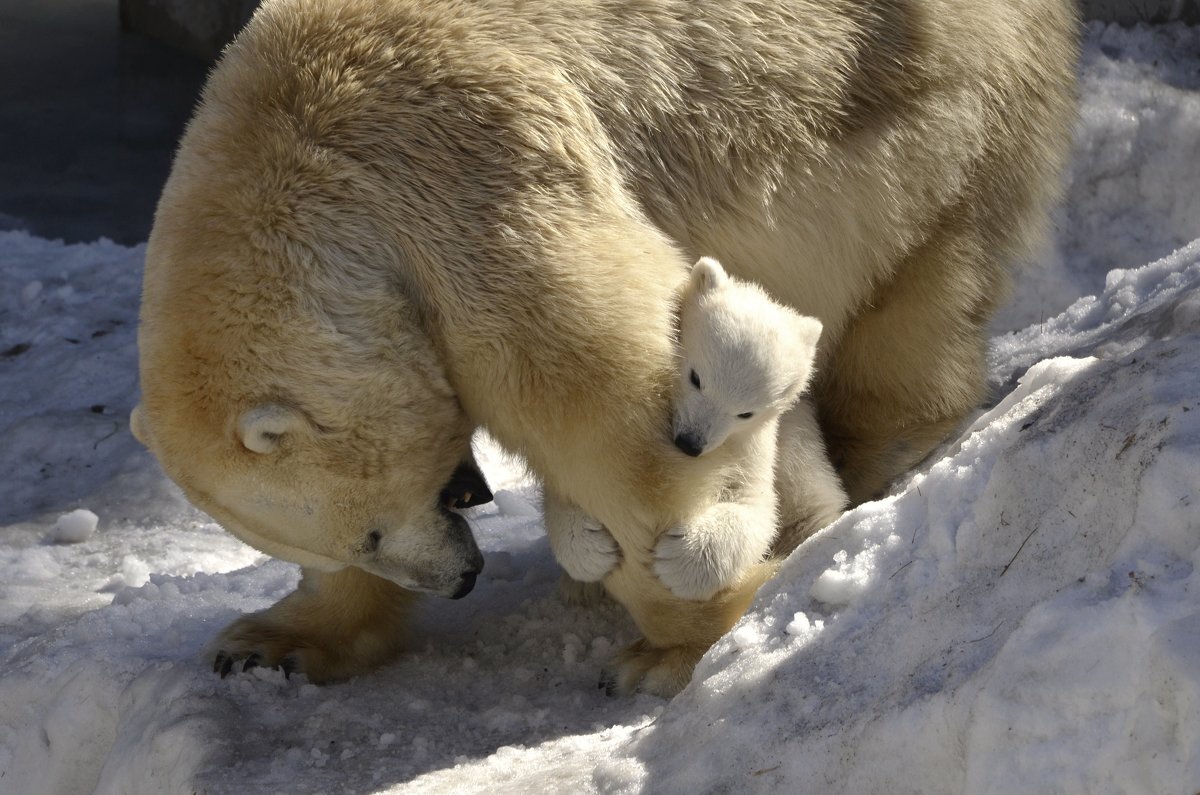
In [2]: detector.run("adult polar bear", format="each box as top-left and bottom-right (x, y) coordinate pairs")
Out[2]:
(133, 0), (1077, 694)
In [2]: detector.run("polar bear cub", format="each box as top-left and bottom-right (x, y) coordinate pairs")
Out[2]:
(547, 258), (848, 600)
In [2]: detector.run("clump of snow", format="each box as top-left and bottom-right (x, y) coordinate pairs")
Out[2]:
(50, 508), (98, 543)
(594, 240), (1200, 794)
(783, 611), (823, 643)
(809, 534), (903, 607)
(1, 22), (1198, 795)
(730, 624), (761, 650)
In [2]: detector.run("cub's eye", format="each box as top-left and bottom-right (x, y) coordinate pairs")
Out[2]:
(689, 369), (701, 389)
(737, 411), (755, 419)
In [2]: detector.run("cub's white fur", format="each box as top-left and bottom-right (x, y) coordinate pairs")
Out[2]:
(657, 259), (846, 599)
(550, 258), (847, 601)
(544, 490), (622, 584)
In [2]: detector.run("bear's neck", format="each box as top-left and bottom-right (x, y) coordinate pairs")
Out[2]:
(399, 213), (688, 463)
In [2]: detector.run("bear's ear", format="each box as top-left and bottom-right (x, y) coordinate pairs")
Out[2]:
(690, 257), (729, 295)
(238, 404), (308, 454)
(129, 404), (153, 448)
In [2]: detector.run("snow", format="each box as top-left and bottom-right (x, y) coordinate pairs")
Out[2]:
(51, 509), (99, 544)
(1, 21), (1198, 795)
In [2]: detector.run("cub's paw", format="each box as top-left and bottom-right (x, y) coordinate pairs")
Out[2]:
(599, 639), (704, 698)
(548, 510), (622, 583)
(653, 504), (770, 601)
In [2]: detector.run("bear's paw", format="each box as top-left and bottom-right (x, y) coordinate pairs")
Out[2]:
(600, 638), (706, 698)
(208, 566), (418, 684)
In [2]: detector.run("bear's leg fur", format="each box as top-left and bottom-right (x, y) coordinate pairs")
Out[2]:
(814, 212), (1001, 504)
(211, 566), (417, 684)
(601, 559), (779, 695)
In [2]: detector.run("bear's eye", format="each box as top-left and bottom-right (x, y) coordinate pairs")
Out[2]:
(737, 411), (754, 419)
(689, 369), (701, 390)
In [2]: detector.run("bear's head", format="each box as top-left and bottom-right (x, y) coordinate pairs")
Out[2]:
(131, 120), (484, 599)
(673, 258), (824, 456)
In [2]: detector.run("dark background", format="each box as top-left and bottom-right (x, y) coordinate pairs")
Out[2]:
(0, 0), (1194, 246)
(0, 0), (208, 245)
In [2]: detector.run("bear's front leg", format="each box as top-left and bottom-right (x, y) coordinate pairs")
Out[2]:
(211, 566), (417, 683)
(653, 501), (777, 602)
(601, 557), (779, 696)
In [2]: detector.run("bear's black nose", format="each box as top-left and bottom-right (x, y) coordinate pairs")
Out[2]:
(674, 433), (704, 457)
(451, 570), (478, 599)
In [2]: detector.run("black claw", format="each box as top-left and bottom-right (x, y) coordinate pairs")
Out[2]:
(218, 653), (235, 679)
(242, 653), (261, 674)
(213, 651), (228, 675)
(279, 655), (298, 680)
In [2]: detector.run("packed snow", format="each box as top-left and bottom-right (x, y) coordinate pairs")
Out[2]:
(1, 22), (1198, 795)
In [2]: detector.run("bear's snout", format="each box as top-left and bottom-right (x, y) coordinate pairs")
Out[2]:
(442, 509), (484, 599)
(674, 432), (704, 457)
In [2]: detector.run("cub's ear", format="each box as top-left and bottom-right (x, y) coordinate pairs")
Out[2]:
(787, 314), (825, 395)
(689, 257), (729, 295)
(238, 404), (308, 454)
(129, 404), (153, 447)
(792, 315), (824, 364)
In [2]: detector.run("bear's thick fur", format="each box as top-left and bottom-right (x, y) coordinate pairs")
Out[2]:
(134, 0), (1078, 694)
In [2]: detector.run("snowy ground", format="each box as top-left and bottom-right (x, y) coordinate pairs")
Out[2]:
(1, 22), (1198, 795)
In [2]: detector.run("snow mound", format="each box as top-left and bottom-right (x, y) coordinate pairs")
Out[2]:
(593, 242), (1200, 794)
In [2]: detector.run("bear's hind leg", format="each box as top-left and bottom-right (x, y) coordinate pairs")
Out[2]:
(815, 216), (1003, 504)
(210, 566), (417, 683)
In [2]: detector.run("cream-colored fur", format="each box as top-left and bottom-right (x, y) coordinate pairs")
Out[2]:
(134, 0), (1078, 693)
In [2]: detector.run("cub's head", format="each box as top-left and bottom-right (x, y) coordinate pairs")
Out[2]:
(673, 258), (824, 457)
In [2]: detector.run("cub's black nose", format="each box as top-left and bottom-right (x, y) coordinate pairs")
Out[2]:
(451, 570), (478, 599)
(674, 433), (703, 457)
